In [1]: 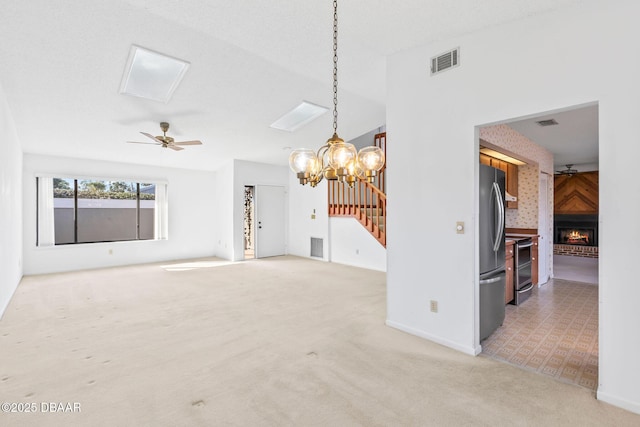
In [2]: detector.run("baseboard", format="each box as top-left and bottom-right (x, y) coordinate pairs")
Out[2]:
(597, 390), (640, 415)
(385, 319), (477, 356)
(474, 344), (482, 355)
(0, 297), (9, 321)
(0, 274), (22, 322)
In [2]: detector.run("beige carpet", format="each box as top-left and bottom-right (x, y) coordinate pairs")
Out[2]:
(0, 256), (638, 426)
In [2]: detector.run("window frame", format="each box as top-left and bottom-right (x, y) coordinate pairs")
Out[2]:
(36, 175), (168, 246)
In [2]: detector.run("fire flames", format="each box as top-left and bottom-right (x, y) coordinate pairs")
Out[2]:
(566, 230), (589, 244)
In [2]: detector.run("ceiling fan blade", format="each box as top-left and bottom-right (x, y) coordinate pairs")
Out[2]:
(168, 145), (184, 151)
(141, 132), (163, 143)
(127, 140), (160, 145)
(174, 140), (202, 146)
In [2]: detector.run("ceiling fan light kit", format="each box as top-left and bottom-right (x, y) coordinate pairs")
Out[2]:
(127, 122), (203, 151)
(556, 164), (578, 176)
(288, 0), (385, 188)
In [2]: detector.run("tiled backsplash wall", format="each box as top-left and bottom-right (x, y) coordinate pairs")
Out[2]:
(505, 164), (538, 228)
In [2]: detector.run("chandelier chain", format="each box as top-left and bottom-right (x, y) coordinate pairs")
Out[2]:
(288, 0), (385, 189)
(332, 0), (338, 133)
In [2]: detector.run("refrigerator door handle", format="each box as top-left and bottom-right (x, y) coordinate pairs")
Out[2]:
(497, 183), (505, 244)
(491, 182), (505, 252)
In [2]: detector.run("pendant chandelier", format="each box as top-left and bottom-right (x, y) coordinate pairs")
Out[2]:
(288, 0), (385, 188)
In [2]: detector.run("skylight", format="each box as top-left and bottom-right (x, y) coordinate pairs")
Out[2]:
(270, 101), (329, 132)
(119, 45), (190, 103)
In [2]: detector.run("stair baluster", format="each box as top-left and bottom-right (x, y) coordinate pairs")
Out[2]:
(327, 132), (386, 247)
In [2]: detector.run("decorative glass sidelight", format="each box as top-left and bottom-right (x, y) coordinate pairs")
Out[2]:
(244, 187), (254, 255)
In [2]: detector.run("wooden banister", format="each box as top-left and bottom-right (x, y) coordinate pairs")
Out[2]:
(327, 132), (387, 247)
(373, 132), (386, 194)
(328, 178), (386, 247)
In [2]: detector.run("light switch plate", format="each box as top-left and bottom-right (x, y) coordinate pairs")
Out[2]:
(456, 221), (464, 234)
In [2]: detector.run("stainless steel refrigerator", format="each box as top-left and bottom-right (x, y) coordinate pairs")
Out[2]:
(479, 164), (506, 341)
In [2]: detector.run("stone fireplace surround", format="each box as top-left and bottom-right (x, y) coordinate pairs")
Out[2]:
(553, 214), (599, 258)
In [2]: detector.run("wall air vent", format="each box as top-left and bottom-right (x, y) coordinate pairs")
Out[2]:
(536, 119), (559, 127)
(310, 237), (323, 258)
(430, 47), (460, 76)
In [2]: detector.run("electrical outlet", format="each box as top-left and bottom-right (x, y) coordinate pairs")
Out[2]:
(311, 214), (316, 219)
(108, 249), (113, 255)
(430, 300), (438, 313)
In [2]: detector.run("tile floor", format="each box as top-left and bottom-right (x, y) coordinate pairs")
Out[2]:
(482, 278), (599, 390)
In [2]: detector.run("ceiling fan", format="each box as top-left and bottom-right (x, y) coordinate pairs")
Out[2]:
(556, 164), (578, 176)
(127, 122), (202, 151)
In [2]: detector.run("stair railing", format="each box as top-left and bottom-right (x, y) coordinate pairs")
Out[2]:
(328, 177), (386, 247)
(327, 131), (387, 247)
(373, 132), (386, 194)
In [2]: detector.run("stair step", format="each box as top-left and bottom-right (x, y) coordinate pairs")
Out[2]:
(362, 210), (384, 217)
(366, 215), (385, 231)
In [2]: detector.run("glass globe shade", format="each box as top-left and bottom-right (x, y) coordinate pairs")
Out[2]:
(327, 142), (357, 169)
(345, 158), (359, 175)
(357, 146), (385, 172)
(289, 149), (318, 174)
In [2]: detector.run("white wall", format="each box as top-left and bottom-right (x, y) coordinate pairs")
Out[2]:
(215, 160), (235, 261)
(0, 83), (23, 318)
(23, 154), (217, 274)
(232, 160), (289, 261)
(349, 126), (386, 150)
(386, 0), (640, 414)
(330, 217), (386, 271)
(288, 175), (387, 270)
(288, 175), (330, 261)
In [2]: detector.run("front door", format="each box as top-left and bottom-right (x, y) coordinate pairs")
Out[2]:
(255, 185), (286, 258)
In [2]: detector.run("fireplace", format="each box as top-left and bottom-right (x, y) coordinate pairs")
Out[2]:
(557, 228), (594, 246)
(554, 214), (598, 247)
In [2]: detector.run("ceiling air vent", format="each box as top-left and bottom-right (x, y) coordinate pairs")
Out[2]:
(536, 119), (559, 127)
(431, 47), (460, 76)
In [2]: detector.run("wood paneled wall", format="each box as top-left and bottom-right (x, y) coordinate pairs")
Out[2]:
(554, 171), (598, 215)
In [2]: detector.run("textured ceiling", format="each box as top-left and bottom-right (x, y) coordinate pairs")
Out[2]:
(0, 0), (591, 171)
(508, 104), (599, 169)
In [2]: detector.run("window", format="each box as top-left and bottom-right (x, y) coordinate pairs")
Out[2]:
(37, 177), (168, 246)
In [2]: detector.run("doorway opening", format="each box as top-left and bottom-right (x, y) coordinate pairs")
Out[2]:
(244, 186), (254, 260)
(477, 102), (600, 391)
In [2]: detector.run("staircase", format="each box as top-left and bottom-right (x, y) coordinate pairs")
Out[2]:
(328, 132), (386, 247)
